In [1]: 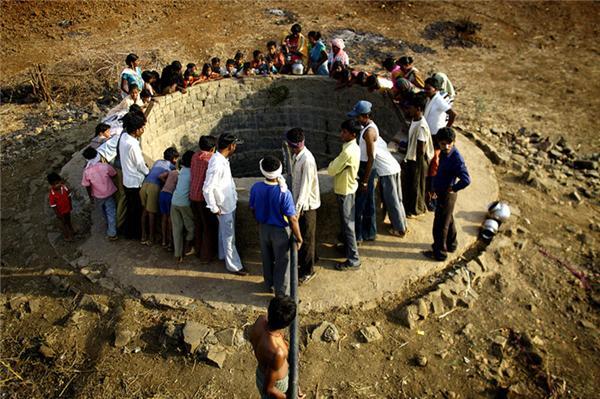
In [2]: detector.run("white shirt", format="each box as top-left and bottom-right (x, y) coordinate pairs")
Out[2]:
(119, 133), (149, 188)
(203, 151), (237, 214)
(359, 121), (400, 176)
(96, 131), (121, 163)
(424, 92), (451, 136)
(406, 118), (434, 162)
(291, 148), (321, 213)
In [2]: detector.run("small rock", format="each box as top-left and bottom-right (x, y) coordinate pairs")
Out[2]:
(9, 296), (27, 310)
(569, 190), (582, 202)
(398, 304), (419, 329)
(311, 321), (340, 343)
(514, 239), (528, 250)
(216, 328), (239, 347)
(350, 342), (361, 350)
(573, 159), (596, 170)
(27, 299), (41, 313)
(428, 289), (445, 315)
(415, 353), (428, 367)
(38, 344), (55, 359)
(415, 298), (429, 320)
(200, 344), (227, 368)
(182, 321), (211, 354)
(114, 325), (134, 348)
(460, 323), (474, 337)
(491, 335), (507, 357)
(81, 113), (89, 121)
(580, 320), (596, 330)
(359, 326), (382, 343)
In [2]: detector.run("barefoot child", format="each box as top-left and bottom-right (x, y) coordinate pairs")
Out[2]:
(81, 147), (118, 240)
(249, 296), (306, 399)
(170, 150), (195, 262)
(159, 164), (179, 250)
(47, 172), (75, 241)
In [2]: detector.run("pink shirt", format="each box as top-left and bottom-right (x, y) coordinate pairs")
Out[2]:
(81, 163), (117, 199)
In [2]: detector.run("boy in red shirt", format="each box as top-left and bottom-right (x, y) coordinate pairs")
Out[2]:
(48, 172), (75, 241)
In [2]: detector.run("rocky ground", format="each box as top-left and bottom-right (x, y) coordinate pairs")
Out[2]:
(1, 1), (599, 398)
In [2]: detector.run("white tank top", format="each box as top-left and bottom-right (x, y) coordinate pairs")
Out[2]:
(359, 121), (401, 176)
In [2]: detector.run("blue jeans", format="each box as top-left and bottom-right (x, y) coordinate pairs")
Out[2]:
(337, 194), (360, 266)
(354, 162), (377, 241)
(96, 196), (117, 237)
(379, 173), (408, 233)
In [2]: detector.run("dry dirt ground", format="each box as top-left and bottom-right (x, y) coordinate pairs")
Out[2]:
(1, 1), (599, 398)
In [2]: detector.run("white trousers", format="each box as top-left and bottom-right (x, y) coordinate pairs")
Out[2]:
(217, 211), (243, 272)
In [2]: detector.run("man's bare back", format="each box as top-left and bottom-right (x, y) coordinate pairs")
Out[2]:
(249, 297), (304, 399)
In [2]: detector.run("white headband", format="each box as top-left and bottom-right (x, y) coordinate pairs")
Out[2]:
(259, 159), (288, 193)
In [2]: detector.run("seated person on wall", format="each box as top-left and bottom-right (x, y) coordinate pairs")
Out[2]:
(327, 38), (349, 72)
(211, 57), (222, 75)
(222, 59), (237, 78)
(104, 84), (143, 123)
(282, 23), (308, 74)
(260, 56), (279, 76)
(266, 40), (285, 72)
(120, 53), (144, 99)
(397, 55), (425, 89)
(142, 70), (159, 97)
(233, 50), (245, 71)
(382, 56), (403, 91)
(184, 63), (200, 86)
(160, 60), (186, 94)
(307, 31), (328, 75)
(198, 63), (222, 82)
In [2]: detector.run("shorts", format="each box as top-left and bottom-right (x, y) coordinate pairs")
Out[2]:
(140, 182), (160, 213)
(159, 191), (173, 215)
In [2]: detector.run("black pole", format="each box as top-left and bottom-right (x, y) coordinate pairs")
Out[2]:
(288, 237), (299, 399)
(282, 141), (299, 399)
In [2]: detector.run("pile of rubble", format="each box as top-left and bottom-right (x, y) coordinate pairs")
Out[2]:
(460, 126), (600, 203)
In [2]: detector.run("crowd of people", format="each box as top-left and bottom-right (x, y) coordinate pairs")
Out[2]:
(46, 22), (473, 399)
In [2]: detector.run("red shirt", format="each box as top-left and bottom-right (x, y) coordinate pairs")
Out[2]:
(49, 184), (72, 216)
(189, 150), (213, 202)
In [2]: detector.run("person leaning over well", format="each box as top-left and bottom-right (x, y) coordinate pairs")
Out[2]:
(202, 133), (248, 276)
(286, 128), (320, 285)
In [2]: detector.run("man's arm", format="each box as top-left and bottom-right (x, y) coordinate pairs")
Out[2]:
(202, 162), (220, 214)
(360, 128), (376, 192)
(451, 156), (471, 192)
(263, 350), (288, 399)
(131, 145), (149, 176)
(294, 162), (312, 214)
(288, 214), (303, 251)
(446, 108), (457, 127)
(327, 150), (350, 176)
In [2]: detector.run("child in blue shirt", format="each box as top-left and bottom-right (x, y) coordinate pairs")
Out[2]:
(249, 156), (303, 296)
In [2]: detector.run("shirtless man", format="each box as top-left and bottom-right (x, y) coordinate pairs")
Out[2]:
(249, 296), (305, 399)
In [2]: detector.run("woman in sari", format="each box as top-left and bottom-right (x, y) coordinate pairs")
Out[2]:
(328, 38), (349, 71)
(120, 53), (144, 99)
(308, 31), (328, 75)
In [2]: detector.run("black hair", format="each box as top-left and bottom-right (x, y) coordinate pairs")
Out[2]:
(218, 133), (240, 150)
(234, 51), (244, 60)
(140, 89), (152, 99)
(261, 155), (281, 172)
(211, 57), (220, 64)
(129, 104), (143, 114)
(95, 122), (110, 136)
(424, 76), (441, 90)
(382, 57), (395, 71)
(252, 49), (262, 59)
(286, 127), (304, 144)
(199, 135), (217, 151)
(407, 92), (427, 111)
(47, 172), (62, 185)
(142, 70), (154, 83)
(356, 72), (368, 86)
(265, 55), (273, 63)
(125, 53), (138, 67)
(308, 31), (321, 40)
(186, 63), (196, 70)
(339, 69), (352, 83)
(180, 150), (194, 168)
(82, 146), (98, 160)
(266, 40), (277, 48)
(341, 119), (361, 136)
(226, 59), (235, 66)
(436, 127), (456, 143)
(163, 147), (179, 162)
(291, 23), (302, 34)
(128, 83), (139, 92)
(171, 60), (183, 71)
(122, 111), (146, 134)
(201, 63), (211, 76)
(397, 56), (413, 66)
(365, 75), (377, 88)
(267, 296), (296, 330)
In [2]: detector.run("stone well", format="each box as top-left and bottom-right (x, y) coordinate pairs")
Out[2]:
(140, 76), (407, 247)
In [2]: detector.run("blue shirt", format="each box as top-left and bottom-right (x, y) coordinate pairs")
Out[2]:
(249, 182), (296, 228)
(171, 167), (191, 207)
(144, 159), (174, 186)
(433, 147), (471, 193)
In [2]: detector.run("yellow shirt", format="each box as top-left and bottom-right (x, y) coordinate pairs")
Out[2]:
(327, 140), (361, 195)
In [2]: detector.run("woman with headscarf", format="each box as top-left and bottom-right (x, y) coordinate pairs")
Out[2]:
(328, 38), (349, 71)
(397, 56), (425, 89)
(120, 53), (144, 99)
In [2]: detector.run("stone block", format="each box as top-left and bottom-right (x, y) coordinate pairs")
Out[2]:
(398, 303), (419, 329)
(182, 321), (212, 354)
(428, 289), (445, 315)
(415, 298), (429, 320)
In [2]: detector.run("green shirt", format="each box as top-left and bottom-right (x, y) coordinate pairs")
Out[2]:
(327, 140), (361, 195)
